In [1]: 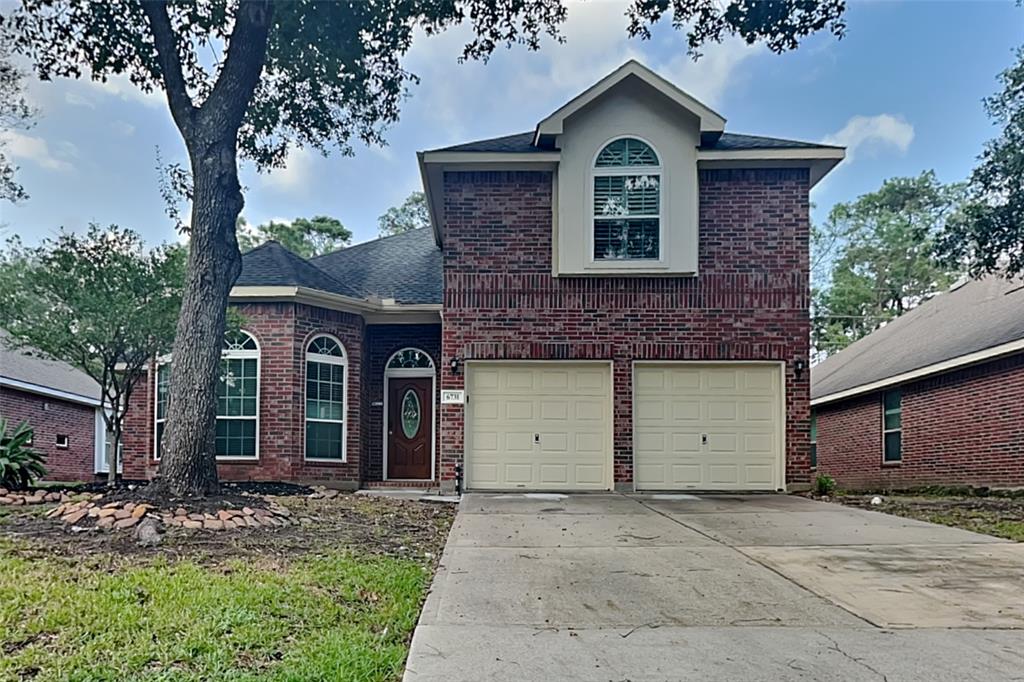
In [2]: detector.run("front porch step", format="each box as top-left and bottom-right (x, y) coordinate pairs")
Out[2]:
(364, 480), (438, 489)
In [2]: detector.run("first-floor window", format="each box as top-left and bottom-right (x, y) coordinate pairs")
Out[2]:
(883, 389), (902, 463)
(810, 411), (818, 469)
(305, 335), (347, 460)
(154, 330), (261, 460)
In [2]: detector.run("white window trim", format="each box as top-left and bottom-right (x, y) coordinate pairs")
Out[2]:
(383, 347), (436, 482)
(55, 433), (69, 449)
(809, 411), (817, 471)
(882, 390), (902, 465)
(154, 334), (261, 462)
(303, 333), (349, 463)
(588, 135), (665, 266)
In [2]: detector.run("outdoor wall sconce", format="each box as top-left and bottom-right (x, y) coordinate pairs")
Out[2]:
(793, 358), (806, 379)
(449, 357), (461, 374)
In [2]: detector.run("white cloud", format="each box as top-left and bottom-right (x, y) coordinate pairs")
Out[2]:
(86, 74), (164, 109)
(0, 131), (76, 172)
(111, 121), (136, 137)
(822, 114), (914, 161)
(64, 91), (96, 109)
(259, 147), (314, 192)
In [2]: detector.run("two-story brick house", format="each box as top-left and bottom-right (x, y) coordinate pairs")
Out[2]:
(121, 61), (844, 492)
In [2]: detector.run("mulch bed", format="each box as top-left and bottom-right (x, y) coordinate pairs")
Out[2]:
(0, 483), (457, 565)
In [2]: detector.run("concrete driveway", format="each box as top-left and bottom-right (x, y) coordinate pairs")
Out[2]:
(404, 493), (1024, 681)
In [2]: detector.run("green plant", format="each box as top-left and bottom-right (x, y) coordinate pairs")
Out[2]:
(0, 418), (46, 490)
(815, 473), (837, 496)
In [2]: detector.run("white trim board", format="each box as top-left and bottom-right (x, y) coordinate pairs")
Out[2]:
(811, 339), (1024, 407)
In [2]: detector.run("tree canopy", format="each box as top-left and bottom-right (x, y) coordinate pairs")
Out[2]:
(812, 172), (965, 358)
(0, 226), (186, 481)
(0, 37), (34, 202)
(239, 214), (351, 257)
(939, 46), (1024, 277)
(378, 191), (429, 237)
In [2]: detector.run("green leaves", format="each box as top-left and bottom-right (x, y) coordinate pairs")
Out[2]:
(938, 46), (1024, 277)
(239, 214), (351, 257)
(0, 418), (46, 490)
(378, 191), (429, 237)
(812, 172), (965, 357)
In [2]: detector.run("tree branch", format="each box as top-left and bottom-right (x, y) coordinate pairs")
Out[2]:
(139, 0), (196, 134)
(201, 0), (274, 133)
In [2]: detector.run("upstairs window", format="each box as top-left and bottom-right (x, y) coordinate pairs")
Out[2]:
(592, 137), (661, 261)
(882, 389), (902, 463)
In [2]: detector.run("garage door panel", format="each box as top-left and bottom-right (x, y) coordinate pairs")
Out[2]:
(634, 364), (782, 491)
(466, 363), (611, 491)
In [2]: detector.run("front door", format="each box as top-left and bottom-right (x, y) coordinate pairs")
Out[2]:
(387, 376), (433, 479)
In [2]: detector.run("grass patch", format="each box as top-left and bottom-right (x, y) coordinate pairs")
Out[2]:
(0, 539), (431, 681)
(923, 511), (1024, 542)
(832, 494), (1024, 542)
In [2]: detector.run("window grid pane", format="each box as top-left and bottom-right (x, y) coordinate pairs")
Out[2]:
(882, 390), (902, 462)
(306, 359), (345, 459)
(594, 218), (660, 260)
(306, 422), (344, 460)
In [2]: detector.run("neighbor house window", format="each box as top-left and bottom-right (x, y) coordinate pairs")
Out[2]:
(882, 389), (902, 463)
(55, 434), (69, 449)
(216, 330), (260, 459)
(592, 137), (661, 261)
(810, 411), (818, 469)
(305, 334), (347, 461)
(154, 363), (170, 458)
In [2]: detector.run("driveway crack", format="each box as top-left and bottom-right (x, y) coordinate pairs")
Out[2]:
(818, 631), (889, 681)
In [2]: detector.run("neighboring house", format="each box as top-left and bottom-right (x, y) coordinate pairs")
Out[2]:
(811, 276), (1024, 490)
(0, 332), (109, 482)
(121, 61), (845, 492)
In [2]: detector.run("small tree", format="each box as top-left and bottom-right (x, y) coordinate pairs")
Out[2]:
(239, 215), (351, 257)
(0, 226), (185, 485)
(939, 46), (1024, 277)
(378, 191), (429, 237)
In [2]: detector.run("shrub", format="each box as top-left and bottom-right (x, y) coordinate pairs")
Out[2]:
(0, 418), (47, 490)
(815, 473), (836, 497)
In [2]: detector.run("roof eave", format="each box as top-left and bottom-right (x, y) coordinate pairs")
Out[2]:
(811, 338), (1024, 407)
(230, 285), (442, 319)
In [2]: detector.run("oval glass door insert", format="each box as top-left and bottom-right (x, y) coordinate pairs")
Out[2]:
(401, 389), (421, 439)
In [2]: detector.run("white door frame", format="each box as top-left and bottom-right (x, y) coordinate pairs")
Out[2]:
(463, 359), (615, 492)
(383, 348), (437, 481)
(631, 360), (787, 492)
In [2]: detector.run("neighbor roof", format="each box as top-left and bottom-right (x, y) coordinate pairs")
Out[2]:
(237, 229), (442, 306)
(812, 276), (1024, 404)
(430, 131), (838, 154)
(0, 330), (102, 404)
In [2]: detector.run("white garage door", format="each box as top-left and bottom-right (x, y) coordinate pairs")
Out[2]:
(465, 362), (612, 490)
(634, 363), (783, 491)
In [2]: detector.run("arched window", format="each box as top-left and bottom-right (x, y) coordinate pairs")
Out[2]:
(386, 348), (434, 370)
(305, 334), (347, 461)
(592, 137), (661, 261)
(217, 330), (260, 459)
(154, 330), (261, 460)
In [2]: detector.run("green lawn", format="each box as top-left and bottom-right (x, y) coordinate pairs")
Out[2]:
(0, 541), (430, 681)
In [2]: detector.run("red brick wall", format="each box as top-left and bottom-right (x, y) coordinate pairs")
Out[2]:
(0, 387), (98, 482)
(440, 168), (812, 489)
(122, 303), (367, 486)
(815, 353), (1024, 489)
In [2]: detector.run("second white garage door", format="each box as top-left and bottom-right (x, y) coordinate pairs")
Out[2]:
(465, 362), (612, 491)
(634, 363), (784, 491)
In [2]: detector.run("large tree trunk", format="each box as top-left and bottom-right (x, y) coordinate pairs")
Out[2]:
(157, 137), (245, 496)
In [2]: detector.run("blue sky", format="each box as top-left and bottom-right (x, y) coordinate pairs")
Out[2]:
(1, 1), (1020, 248)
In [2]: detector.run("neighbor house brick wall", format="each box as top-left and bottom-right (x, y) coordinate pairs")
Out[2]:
(0, 387), (97, 481)
(440, 168), (812, 489)
(121, 302), (365, 486)
(815, 352), (1024, 489)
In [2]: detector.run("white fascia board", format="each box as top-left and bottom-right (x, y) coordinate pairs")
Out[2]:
(419, 151), (560, 165)
(229, 285), (442, 317)
(696, 148), (845, 162)
(534, 60), (726, 143)
(811, 339), (1024, 407)
(0, 376), (103, 407)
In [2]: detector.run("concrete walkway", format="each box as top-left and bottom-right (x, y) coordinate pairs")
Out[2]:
(404, 493), (1024, 681)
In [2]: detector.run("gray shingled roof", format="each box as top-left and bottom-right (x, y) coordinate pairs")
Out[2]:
(430, 130), (838, 154)
(0, 330), (102, 403)
(812, 276), (1024, 402)
(237, 241), (362, 298)
(310, 228), (442, 305)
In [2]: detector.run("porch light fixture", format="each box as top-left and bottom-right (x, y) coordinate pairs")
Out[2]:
(449, 357), (461, 374)
(793, 358), (806, 379)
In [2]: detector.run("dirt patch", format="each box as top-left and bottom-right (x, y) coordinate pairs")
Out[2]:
(0, 492), (457, 566)
(831, 493), (1024, 542)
